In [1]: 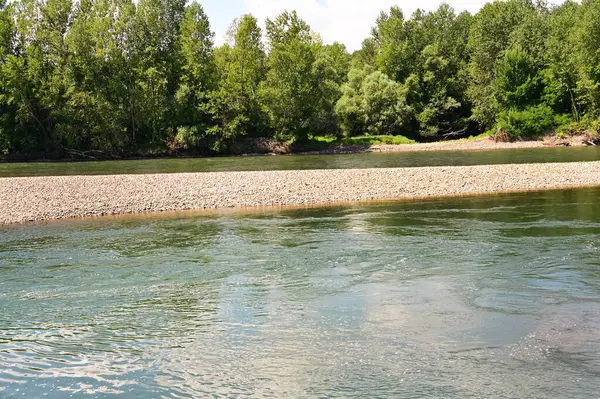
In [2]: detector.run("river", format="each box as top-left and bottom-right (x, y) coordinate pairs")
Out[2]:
(1, 146), (600, 177)
(1, 188), (599, 398)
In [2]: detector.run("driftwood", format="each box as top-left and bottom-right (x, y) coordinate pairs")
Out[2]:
(543, 142), (570, 147)
(61, 147), (105, 160)
(441, 128), (468, 139)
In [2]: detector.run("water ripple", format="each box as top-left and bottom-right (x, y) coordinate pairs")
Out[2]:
(2, 188), (600, 397)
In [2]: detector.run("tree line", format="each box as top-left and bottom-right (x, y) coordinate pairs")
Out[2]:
(1, 0), (600, 157)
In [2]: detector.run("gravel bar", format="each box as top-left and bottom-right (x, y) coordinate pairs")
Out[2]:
(2, 161), (600, 225)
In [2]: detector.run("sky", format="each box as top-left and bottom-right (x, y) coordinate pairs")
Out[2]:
(200, 0), (494, 51)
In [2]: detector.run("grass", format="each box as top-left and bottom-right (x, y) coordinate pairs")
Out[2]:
(340, 135), (416, 145)
(460, 131), (493, 141)
(305, 135), (416, 148)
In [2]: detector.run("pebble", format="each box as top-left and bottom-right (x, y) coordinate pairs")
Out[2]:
(1, 162), (600, 225)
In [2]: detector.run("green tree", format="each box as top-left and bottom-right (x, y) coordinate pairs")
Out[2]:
(1, 0), (75, 153)
(132, 0), (186, 144)
(336, 67), (412, 137)
(0, 0), (11, 62)
(543, 1), (579, 117)
(259, 11), (321, 141)
(573, 0), (600, 125)
(3, 0), (599, 157)
(363, 5), (473, 138)
(493, 46), (544, 111)
(0, 0), (14, 152)
(372, 6), (420, 84)
(310, 42), (350, 136)
(59, 0), (137, 152)
(174, 1), (215, 149)
(203, 14), (268, 150)
(406, 6), (473, 138)
(467, 0), (536, 129)
(351, 38), (377, 69)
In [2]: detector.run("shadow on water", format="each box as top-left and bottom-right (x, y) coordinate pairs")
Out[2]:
(1, 187), (600, 397)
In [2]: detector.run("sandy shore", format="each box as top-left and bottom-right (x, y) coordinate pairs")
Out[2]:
(1, 161), (600, 225)
(370, 135), (594, 153)
(371, 140), (557, 153)
(234, 134), (596, 156)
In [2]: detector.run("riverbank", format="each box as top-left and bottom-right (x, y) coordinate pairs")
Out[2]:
(368, 134), (592, 153)
(2, 133), (596, 162)
(2, 161), (600, 225)
(229, 134), (596, 156)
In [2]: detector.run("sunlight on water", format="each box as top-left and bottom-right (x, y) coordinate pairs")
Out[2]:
(1, 188), (600, 398)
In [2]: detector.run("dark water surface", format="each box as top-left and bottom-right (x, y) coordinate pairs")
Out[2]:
(1, 146), (600, 177)
(1, 188), (600, 398)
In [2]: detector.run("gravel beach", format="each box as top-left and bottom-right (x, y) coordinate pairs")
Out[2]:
(370, 139), (569, 152)
(304, 135), (594, 155)
(1, 161), (600, 225)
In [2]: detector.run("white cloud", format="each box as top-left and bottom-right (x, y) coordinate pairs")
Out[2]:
(240, 0), (489, 51)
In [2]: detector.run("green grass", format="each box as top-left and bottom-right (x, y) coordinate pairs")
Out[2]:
(307, 135), (416, 147)
(340, 135), (416, 145)
(461, 131), (493, 141)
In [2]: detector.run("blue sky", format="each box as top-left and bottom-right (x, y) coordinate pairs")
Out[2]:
(200, 0), (560, 51)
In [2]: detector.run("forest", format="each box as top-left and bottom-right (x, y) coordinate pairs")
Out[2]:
(1, 0), (600, 157)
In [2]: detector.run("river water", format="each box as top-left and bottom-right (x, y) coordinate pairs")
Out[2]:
(1, 146), (600, 177)
(1, 188), (600, 398)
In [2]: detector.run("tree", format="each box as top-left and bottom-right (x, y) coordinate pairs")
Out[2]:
(204, 14), (268, 150)
(56, 0), (132, 151)
(572, 0), (600, 125)
(174, 1), (215, 149)
(3, 0), (599, 157)
(493, 45), (544, 111)
(0, 0), (11, 62)
(372, 6), (421, 84)
(132, 0), (186, 144)
(0, 0), (15, 152)
(467, 0), (536, 129)
(351, 38), (377, 69)
(259, 11), (321, 141)
(403, 6), (473, 138)
(310, 42), (350, 136)
(1, 0), (75, 153)
(543, 1), (579, 117)
(336, 67), (412, 137)
(361, 5), (473, 138)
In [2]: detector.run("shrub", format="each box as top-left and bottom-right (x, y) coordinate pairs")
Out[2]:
(175, 126), (202, 149)
(497, 105), (569, 138)
(336, 69), (413, 137)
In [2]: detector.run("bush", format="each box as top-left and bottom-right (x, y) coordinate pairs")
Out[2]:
(497, 105), (570, 138)
(336, 69), (413, 137)
(175, 126), (202, 149)
(577, 117), (600, 134)
(340, 135), (415, 145)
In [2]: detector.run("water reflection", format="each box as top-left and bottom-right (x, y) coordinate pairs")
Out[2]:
(1, 146), (600, 177)
(1, 188), (600, 397)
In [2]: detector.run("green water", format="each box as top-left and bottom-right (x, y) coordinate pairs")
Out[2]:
(1, 146), (600, 177)
(1, 188), (600, 398)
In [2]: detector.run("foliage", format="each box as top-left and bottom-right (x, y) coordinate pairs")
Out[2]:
(1, 0), (600, 157)
(467, 0), (536, 129)
(336, 68), (412, 137)
(493, 45), (544, 110)
(497, 105), (570, 138)
(203, 14), (268, 150)
(259, 11), (324, 142)
(340, 135), (415, 145)
(174, 1), (215, 148)
(302, 134), (415, 151)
